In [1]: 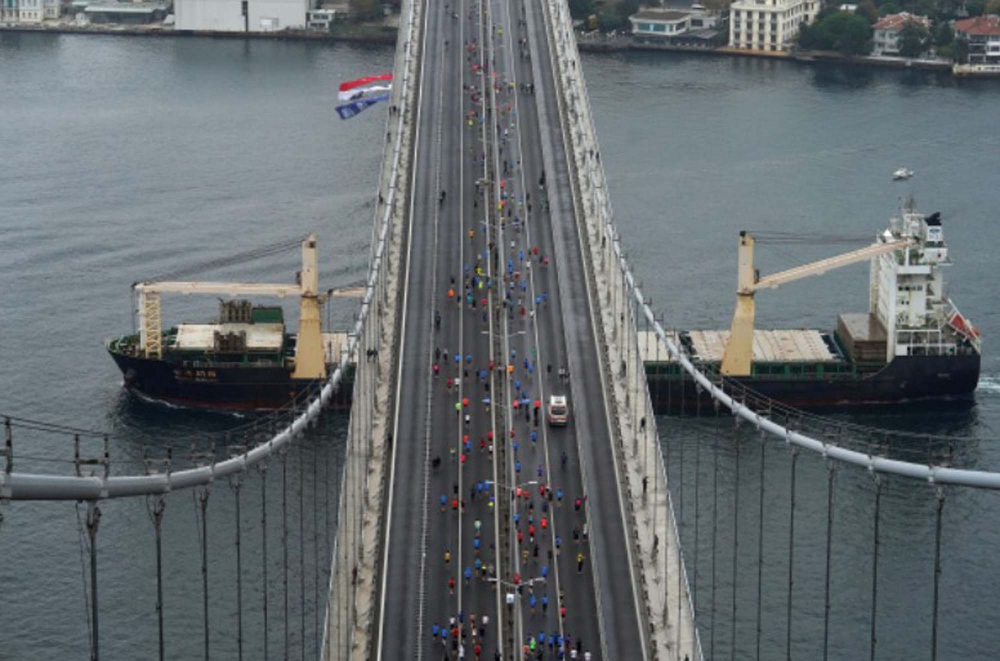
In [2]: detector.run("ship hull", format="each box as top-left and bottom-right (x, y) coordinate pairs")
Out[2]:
(649, 354), (981, 414)
(109, 351), (353, 411)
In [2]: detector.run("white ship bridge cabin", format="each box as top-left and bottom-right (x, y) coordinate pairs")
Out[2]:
(870, 198), (980, 361)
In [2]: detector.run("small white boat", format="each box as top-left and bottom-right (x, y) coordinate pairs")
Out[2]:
(893, 168), (914, 181)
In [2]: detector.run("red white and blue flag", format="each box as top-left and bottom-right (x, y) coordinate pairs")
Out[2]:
(338, 74), (393, 101)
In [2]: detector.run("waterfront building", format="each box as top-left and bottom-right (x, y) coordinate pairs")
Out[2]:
(629, 5), (724, 47)
(872, 12), (931, 56)
(2, 0), (19, 22)
(175, 0), (310, 32)
(1, 0), (58, 21)
(306, 7), (336, 29)
(17, 0), (42, 22)
(954, 15), (1000, 64)
(728, 0), (818, 52)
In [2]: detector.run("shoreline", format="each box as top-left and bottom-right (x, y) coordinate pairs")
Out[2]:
(0, 22), (983, 75)
(0, 22), (397, 43)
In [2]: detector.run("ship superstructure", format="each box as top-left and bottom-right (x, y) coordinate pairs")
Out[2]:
(869, 197), (980, 362)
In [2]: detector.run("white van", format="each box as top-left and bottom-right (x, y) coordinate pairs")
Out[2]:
(548, 395), (569, 426)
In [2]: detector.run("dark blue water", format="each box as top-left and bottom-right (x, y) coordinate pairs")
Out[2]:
(1, 33), (999, 658)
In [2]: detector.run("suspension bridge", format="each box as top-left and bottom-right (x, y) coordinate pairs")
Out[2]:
(2, 0), (998, 659)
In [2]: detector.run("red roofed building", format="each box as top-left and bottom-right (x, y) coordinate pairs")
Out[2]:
(954, 15), (1000, 64)
(872, 12), (931, 56)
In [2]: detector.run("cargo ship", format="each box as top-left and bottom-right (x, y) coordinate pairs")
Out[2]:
(642, 198), (981, 411)
(106, 235), (357, 411)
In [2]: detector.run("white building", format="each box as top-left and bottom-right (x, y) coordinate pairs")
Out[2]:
(872, 12), (930, 56)
(629, 6), (723, 46)
(954, 14), (1000, 64)
(17, 0), (42, 21)
(2, 0), (60, 21)
(728, 0), (818, 52)
(175, 0), (309, 31)
(2, 0), (20, 22)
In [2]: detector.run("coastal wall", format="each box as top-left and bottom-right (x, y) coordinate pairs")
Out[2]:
(1, 21), (965, 74)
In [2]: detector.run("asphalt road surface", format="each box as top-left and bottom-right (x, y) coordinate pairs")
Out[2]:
(377, 0), (645, 657)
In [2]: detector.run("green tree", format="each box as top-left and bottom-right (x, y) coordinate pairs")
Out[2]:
(898, 20), (930, 57)
(617, 0), (640, 23)
(798, 21), (818, 48)
(597, 10), (622, 30)
(798, 11), (873, 54)
(934, 21), (953, 47)
(857, 0), (879, 22)
(986, 0), (1000, 14)
(879, 2), (900, 15)
(833, 12), (874, 54)
(349, 0), (380, 21)
(568, 0), (595, 20)
(966, 0), (986, 15)
(952, 36), (969, 62)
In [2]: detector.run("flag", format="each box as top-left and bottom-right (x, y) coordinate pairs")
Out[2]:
(335, 94), (391, 120)
(338, 74), (392, 95)
(339, 84), (392, 101)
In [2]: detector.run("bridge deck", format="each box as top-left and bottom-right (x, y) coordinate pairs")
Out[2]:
(376, 0), (645, 657)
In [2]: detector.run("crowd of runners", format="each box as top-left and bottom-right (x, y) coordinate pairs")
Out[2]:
(421, 0), (601, 658)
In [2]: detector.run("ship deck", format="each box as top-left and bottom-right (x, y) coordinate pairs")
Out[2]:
(638, 329), (842, 364)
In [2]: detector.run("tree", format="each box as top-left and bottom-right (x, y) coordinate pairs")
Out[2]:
(597, 10), (622, 30)
(898, 20), (931, 57)
(934, 21), (953, 47)
(616, 0), (641, 22)
(879, 2), (900, 16)
(798, 11), (873, 55)
(952, 36), (969, 62)
(966, 0), (986, 16)
(857, 0), (879, 22)
(349, 0), (381, 21)
(987, 0), (1000, 14)
(832, 12), (874, 54)
(568, 0), (595, 20)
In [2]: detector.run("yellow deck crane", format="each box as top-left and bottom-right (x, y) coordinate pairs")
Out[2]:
(719, 231), (914, 376)
(134, 234), (361, 380)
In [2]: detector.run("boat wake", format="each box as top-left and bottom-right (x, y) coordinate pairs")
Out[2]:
(976, 376), (1000, 394)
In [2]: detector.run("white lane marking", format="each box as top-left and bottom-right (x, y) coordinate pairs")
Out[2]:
(416, 13), (451, 661)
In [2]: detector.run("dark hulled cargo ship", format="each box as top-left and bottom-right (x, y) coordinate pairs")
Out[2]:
(107, 235), (355, 411)
(643, 199), (981, 412)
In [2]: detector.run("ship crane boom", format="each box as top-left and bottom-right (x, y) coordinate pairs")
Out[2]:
(720, 232), (914, 377)
(135, 281), (303, 297)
